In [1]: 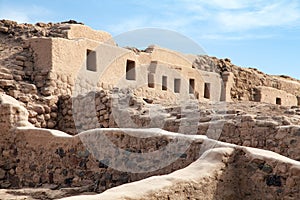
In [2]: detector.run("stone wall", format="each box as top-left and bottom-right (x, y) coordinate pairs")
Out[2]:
(0, 94), (31, 130)
(61, 147), (300, 200)
(1, 126), (209, 191)
(1, 94), (300, 199)
(202, 113), (300, 161)
(57, 90), (112, 135)
(0, 19), (70, 40)
(228, 62), (300, 102)
(53, 90), (300, 161)
(254, 86), (298, 106)
(0, 19), (113, 43)
(0, 43), (61, 129)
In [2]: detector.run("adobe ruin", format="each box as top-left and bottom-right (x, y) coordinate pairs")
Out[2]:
(0, 20), (300, 199)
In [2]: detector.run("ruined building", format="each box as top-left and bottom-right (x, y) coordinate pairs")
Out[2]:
(0, 20), (300, 199)
(24, 22), (300, 107)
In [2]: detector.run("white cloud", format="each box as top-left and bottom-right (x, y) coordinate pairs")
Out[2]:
(186, 0), (252, 10)
(0, 10), (30, 23)
(0, 4), (52, 23)
(181, 0), (300, 32)
(106, 16), (191, 36)
(105, 18), (148, 35)
(217, 1), (300, 31)
(107, 0), (300, 41)
(197, 33), (276, 41)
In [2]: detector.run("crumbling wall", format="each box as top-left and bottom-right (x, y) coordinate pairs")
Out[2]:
(57, 90), (113, 135)
(193, 55), (300, 104)
(0, 19), (70, 39)
(61, 147), (300, 200)
(215, 148), (300, 199)
(275, 76), (300, 96)
(146, 45), (192, 67)
(208, 114), (300, 161)
(2, 127), (207, 191)
(0, 96), (207, 190)
(65, 24), (114, 44)
(55, 90), (300, 161)
(228, 63), (300, 102)
(254, 86), (298, 106)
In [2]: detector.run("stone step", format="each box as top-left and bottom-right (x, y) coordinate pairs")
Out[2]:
(11, 68), (26, 76)
(0, 67), (10, 74)
(20, 82), (37, 94)
(0, 79), (15, 87)
(0, 71), (13, 80)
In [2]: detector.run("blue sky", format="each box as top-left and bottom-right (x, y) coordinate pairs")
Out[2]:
(0, 0), (300, 78)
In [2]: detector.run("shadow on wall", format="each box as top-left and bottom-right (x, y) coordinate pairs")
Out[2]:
(213, 149), (300, 200)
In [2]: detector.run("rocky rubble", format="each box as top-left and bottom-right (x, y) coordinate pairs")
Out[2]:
(0, 19), (81, 40)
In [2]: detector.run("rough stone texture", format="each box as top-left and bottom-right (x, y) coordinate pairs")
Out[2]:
(254, 86), (298, 106)
(0, 93), (32, 130)
(60, 147), (300, 200)
(1, 125), (211, 192)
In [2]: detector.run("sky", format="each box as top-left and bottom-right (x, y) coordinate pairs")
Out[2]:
(0, 0), (300, 78)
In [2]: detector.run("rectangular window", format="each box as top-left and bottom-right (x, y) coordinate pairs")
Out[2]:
(86, 49), (97, 72)
(189, 79), (195, 94)
(126, 60), (136, 80)
(174, 78), (181, 93)
(148, 73), (154, 88)
(162, 76), (167, 91)
(204, 83), (210, 99)
(276, 97), (282, 105)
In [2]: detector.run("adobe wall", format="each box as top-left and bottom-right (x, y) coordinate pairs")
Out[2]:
(145, 46), (224, 101)
(28, 37), (225, 104)
(131, 60), (223, 102)
(0, 94), (31, 131)
(1, 125), (213, 191)
(202, 114), (300, 161)
(1, 94), (300, 198)
(275, 77), (300, 96)
(146, 45), (193, 67)
(224, 62), (300, 103)
(63, 24), (115, 45)
(65, 147), (300, 200)
(2, 20), (300, 107)
(254, 86), (298, 106)
(54, 90), (300, 162)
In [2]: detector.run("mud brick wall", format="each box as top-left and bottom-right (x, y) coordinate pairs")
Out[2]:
(1, 128), (206, 192)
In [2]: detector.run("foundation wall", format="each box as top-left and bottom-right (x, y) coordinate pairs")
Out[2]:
(0, 127), (206, 191)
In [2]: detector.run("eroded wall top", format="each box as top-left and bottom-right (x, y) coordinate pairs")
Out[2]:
(62, 24), (115, 45)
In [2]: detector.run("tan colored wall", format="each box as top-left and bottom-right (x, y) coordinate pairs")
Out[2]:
(226, 63), (300, 105)
(255, 86), (298, 106)
(276, 77), (300, 96)
(29, 37), (225, 102)
(28, 38), (53, 71)
(61, 147), (300, 200)
(65, 24), (115, 45)
(221, 72), (234, 102)
(147, 45), (193, 67)
(1, 127), (208, 190)
(0, 94), (31, 131)
(52, 38), (99, 76)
